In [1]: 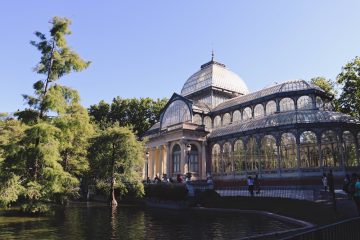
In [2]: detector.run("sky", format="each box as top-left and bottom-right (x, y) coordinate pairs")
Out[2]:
(1, 0), (360, 113)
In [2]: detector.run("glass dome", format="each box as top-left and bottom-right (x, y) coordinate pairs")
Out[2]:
(181, 60), (249, 97)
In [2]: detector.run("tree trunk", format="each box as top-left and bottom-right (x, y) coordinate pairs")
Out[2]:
(110, 142), (117, 207)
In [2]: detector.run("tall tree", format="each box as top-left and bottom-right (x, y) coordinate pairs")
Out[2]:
(17, 17), (90, 123)
(0, 17), (92, 212)
(89, 97), (167, 137)
(337, 56), (360, 118)
(88, 125), (145, 206)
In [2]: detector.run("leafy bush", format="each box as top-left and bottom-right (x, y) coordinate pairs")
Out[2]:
(195, 189), (221, 207)
(144, 183), (188, 201)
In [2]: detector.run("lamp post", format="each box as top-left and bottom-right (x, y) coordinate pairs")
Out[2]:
(145, 151), (149, 182)
(186, 144), (192, 181)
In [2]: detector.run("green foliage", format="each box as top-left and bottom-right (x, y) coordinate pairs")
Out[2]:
(0, 17), (92, 213)
(54, 103), (94, 176)
(337, 56), (360, 119)
(88, 124), (145, 199)
(144, 183), (188, 201)
(0, 173), (24, 208)
(19, 16), (90, 121)
(310, 77), (337, 96)
(89, 97), (167, 137)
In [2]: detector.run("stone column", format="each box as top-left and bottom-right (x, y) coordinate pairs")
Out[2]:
(167, 142), (171, 176)
(201, 141), (207, 179)
(150, 148), (155, 179)
(296, 140), (301, 176)
(180, 142), (186, 174)
(277, 144), (281, 177)
(159, 145), (163, 177)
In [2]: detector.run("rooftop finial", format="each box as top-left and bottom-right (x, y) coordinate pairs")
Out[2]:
(211, 50), (214, 61)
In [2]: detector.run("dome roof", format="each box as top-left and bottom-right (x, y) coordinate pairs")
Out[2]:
(181, 59), (249, 97)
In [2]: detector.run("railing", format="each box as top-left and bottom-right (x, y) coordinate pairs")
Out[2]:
(280, 217), (360, 240)
(214, 186), (317, 201)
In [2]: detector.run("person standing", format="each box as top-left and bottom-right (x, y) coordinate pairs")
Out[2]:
(322, 173), (328, 192)
(353, 174), (360, 216)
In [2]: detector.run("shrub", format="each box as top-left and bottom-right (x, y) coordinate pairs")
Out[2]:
(144, 183), (188, 201)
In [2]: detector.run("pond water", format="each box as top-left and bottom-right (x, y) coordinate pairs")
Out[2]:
(0, 202), (300, 239)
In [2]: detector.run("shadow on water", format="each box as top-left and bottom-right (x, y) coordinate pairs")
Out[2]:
(0, 202), (301, 239)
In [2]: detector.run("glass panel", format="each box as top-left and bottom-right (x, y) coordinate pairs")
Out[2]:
(193, 114), (202, 125)
(279, 98), (295, 112)
(343, 131), (357, 166)
(261, 135), (278, 170)
(162, 100), (191, 129)
(223, 142), (232, 173)
(234, 140), (245, 172)
(299, 131), (319, 167)
(266, 101), (276, 115)
(189, 144), (199, 172)
(172, 144), (181, 173)
(316, 96), (324, 110)
(204, 116), (212, 130)
(243, 107), (252, 121)
(321, 130), (340, 167)
(280, 133), (297, 168)
(281, 81), (308, 92)
(246, 137), (260, 171)
(212, 144), (221, 174)
(223, 113), (231, 126)
(233, 110), (241, 123)
(297, 96), (313, 110)
(214, 115), (221, 128)
(254, 104), (264, 119)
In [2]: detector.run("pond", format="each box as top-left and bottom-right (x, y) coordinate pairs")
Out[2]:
(0, 202), (301, 239)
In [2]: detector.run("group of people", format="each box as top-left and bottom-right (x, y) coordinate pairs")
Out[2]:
(247, 174), (260, 196)
(321, 170), (360, 215)
(343, 172), (360, 215)
(146, 173), (186, 184)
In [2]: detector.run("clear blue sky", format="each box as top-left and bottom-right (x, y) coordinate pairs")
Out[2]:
(1, 0), (360, 113)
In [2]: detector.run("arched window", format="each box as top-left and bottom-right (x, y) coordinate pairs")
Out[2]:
(343, 131), (357, 166)
(234, 140), (245, 172)
(321, 131), (340, 167)
(214, 115), (221, 128)
(232, 110), (241, 123)
(279, 98), (295, 112)
(254, 104), (264, 119)
(161, 100), (191, 129)
(172, 144), (181, 173)
(316, 97), (324, 110)
(297, 96), (313, 110)
(261, 135), (277, 170)
(188, 144), (199, 172)
(266, 101), (276, 115)
(223, 113), (231, 126)
(193, 114), (202, 125)
(299, 131), (319, 167)
(243, 107), (252, 121)
(246, 137), (260, 171)
(204, 116), (212, 130)
(280, 133), (297, 169)
(223, 142), (232, 173)
(212, 144), (221, 174)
